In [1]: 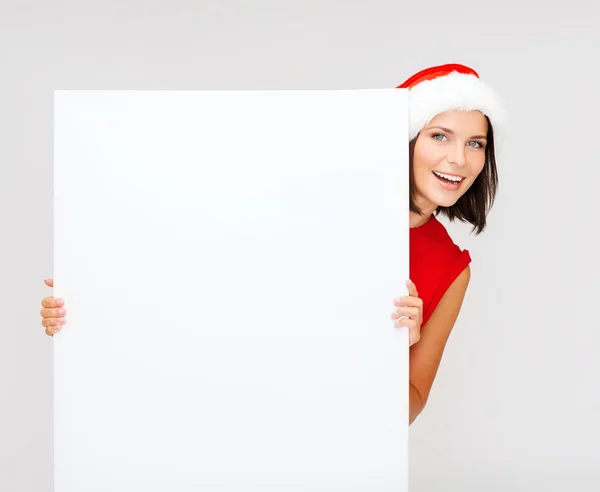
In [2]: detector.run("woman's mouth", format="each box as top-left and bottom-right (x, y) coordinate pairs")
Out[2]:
(432, 171), (464, 191)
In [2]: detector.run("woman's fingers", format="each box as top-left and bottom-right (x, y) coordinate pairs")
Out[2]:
(393, 297), (422, 325)
(391, 306), (419, 320)
(391, 280), (422, 346)
(395, 318), (420, 346)
(45, 325), (62, 336)
(406, 279), (418, 298)
(42, 316), (66, 328)
(41, 296), (64, 308)
(41, 313), (66, 336)
(393, 280), (423, 326)
(40, 306), (66, 318)
(41, 278), (65, 336)
(394, 295), (423, 310)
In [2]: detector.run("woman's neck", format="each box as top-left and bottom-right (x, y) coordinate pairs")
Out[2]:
(409, 201), (438, 228)
(410, 211), (431, 228)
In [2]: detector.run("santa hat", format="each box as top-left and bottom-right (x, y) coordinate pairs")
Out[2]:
(397, 63), (506, 143)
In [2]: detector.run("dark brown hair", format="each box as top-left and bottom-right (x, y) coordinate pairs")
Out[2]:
(409, 116), (498, 235)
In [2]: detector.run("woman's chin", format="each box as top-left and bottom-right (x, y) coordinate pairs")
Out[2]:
(427, 191), (462, 209)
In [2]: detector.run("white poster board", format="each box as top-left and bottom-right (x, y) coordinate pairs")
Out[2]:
(53, 89), (409, 491)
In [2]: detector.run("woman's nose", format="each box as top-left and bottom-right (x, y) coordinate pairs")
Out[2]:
(448, 143), (466, 167)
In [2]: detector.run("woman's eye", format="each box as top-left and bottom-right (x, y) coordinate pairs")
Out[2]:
(468, 141), (485, 148)
(432, 133), (446, 141)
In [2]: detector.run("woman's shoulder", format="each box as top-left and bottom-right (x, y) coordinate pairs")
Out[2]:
(410, 214), (472, 325)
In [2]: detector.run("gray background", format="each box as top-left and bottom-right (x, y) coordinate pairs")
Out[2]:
(1, 1), (598, 491)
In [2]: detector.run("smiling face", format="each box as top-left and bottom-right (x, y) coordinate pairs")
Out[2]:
(412, 109), (489, 213)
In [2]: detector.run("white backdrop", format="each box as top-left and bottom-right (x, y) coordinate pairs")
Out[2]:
(52, 89), (409, 491)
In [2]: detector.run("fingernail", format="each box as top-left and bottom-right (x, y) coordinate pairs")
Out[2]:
(56, 299), (64, 306)
(59, 309), (66, 315)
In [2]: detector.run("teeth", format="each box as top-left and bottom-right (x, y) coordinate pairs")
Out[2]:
(433, 171), (462, 183)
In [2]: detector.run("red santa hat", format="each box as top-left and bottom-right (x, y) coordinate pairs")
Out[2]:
(397, 63), (506, 142)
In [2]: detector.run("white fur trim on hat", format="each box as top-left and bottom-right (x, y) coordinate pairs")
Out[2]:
(407, 71), (507, 142)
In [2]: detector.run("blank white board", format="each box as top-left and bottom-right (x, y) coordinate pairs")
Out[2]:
(53, 88), (409, 491)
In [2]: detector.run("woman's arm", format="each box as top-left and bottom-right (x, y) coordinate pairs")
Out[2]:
(408, 265), (471, 424)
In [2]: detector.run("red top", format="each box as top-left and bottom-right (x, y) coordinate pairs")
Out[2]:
(410, 215), (471, 327)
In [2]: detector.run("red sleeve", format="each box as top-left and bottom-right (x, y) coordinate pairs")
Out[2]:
(422, 249), (471, 326)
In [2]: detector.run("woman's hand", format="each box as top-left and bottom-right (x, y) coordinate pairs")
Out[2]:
(41, 276), (422, 340)
(40, 278), (67, 336)
(392, 279), (423, 346)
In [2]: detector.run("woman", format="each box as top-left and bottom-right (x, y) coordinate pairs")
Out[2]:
(40, 63), (505, 425)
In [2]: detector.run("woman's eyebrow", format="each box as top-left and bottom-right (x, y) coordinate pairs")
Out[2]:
(426, 126), (454, 134)
(426, 126), (487, 140)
